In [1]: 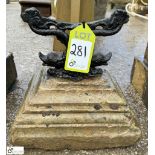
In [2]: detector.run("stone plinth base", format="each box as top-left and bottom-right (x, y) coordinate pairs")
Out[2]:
(10, 67), (141, 150)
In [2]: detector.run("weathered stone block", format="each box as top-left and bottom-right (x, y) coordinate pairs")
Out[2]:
(131, 57), (148, 108)
(6, 53), (17, 94)
(10, 68), (141, 150)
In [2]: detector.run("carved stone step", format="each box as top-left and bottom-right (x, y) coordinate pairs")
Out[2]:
(10, 67), (141, 150)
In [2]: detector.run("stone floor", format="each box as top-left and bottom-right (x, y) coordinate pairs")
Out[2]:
(6, 3), (148, 155)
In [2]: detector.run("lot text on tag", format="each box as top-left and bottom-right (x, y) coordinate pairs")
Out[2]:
(64, 23), (96, 73)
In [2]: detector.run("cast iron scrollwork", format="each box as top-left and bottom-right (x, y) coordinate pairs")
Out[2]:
(21, 7), (129, 81)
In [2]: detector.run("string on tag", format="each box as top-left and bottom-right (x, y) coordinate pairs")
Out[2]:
(82, 21), (85, 28)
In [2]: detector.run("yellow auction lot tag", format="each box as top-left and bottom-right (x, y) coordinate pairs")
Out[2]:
(65, 23), (96, 73)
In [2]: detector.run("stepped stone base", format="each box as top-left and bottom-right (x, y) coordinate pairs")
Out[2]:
(10, 67), (141, 150)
